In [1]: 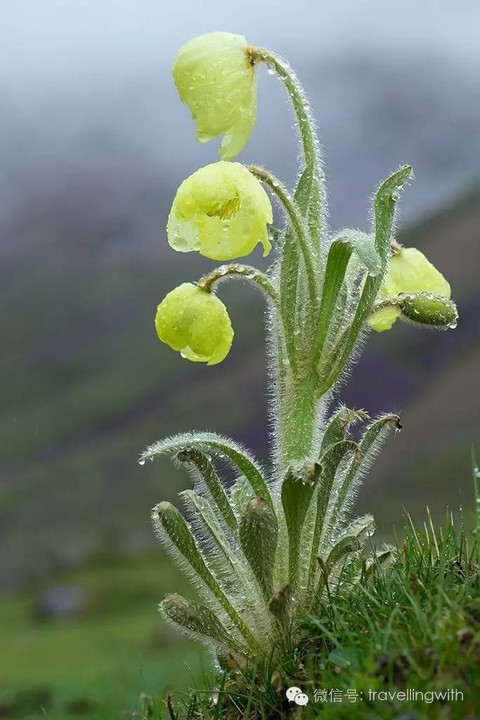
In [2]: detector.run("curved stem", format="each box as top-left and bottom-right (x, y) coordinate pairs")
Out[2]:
(247, 165), (318, 306)
(198, 263), (295, 370)
(249, 47), (318, 171)
(198, 264), (279, 305)
(371, 296), (405, 313)
(249, 46), (324, 249)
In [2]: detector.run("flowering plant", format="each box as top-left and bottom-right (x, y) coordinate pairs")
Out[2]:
(140, 32), (457, 666)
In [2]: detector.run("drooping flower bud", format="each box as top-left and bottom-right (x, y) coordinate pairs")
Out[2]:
(155, 283), (233, 365)
(400, 292), (458, 329)
(167, 161), (272, 261)
(369, 247), (451, 332)
(172, 32), (256, 159)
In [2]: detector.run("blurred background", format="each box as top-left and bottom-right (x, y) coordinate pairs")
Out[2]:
(1, 0), (479, 716)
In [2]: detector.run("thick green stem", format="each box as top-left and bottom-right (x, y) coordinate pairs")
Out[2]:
(278, 374), (319, 466)
(247, 51), (327, 471)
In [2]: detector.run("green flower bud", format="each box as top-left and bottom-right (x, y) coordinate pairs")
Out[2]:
(155, 283), (233, 365)
(167, 161), (273, 261)
(369, 247), (451, 332)
(172, 32), (256, 159)
(400, 292), (458, 329)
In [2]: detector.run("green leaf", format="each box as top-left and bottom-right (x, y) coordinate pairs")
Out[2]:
(153, 502), (261, 653)
(281, 463), (321, 587)
(180, 490), (237, 572)
(230, 475), (254, 519)
(327, 415), (400, 540)
(182, 490), (275, 635)
(320, 166), (413, 392)
(346, 514), (375, 542)
(280, 166), (316, 364)
(312, 533), (361, 609)
(177, 449), (237, 532)
(330, 229), (381, 276)
(160, 593), (249, 656)
(304, 440), (358, 608)
(268, 584), (295, 627)
(325, 534), (361, 569)
(350, 232), (381, 276)
(314, 239), (353, 364)
(319, 407), (369, 459)
(239, 497), (278, 600)
(141, 432), (272, 509)
(364, 547), (395, 579)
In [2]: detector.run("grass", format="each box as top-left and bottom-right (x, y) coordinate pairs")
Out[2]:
(158, 508), (480, 719)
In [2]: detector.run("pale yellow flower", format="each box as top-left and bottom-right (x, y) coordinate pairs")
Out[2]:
(155, 283), (233, 365)
(167, 161), (272, 261)
(173, 32), (256, 159)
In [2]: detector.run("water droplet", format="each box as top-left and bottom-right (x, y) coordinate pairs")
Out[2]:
(138, 459), (146, 466)
(267, 66), (276, 76)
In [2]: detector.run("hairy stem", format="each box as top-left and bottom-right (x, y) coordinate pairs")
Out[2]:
(249, 47), (318, 171)
(247, 165), (318, 305)
(198, 264), (279, 305)
(278, 373), (319, 465)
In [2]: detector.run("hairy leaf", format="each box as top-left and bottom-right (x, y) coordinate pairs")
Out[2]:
(280, 165), (317, 365)
(314, 239), (354, 363)
(320, 166), (413, 391)
(153, 502), (261, 653)
(304, 440), (358, 607)
(327, 415), (400, 540)
(239, 497), (278, 600)
(160, 593), (249, 656)
(177, 449), (237, 532)
(281, 463), (321, 587)
(319, 406), (369, 458)
(142, 432), (272, 508)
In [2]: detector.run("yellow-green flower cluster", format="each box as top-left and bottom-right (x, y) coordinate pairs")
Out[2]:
(154, 32), (273, 365)
(157, 159), (272, 363)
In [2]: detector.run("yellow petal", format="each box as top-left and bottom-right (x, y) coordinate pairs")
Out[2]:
(155, 283), (234, 365)
(173, 32), (256, 158)
(167, 162), (272, 261)
(370, 247), (451, 332)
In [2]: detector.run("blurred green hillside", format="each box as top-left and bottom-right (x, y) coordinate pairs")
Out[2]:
(1, 184), (479, 590)
(0, 554), (207, 718)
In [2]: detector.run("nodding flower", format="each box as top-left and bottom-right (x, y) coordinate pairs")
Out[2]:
(167, 161), (272, 261)
(172, 32), (257, 159)
(155, 283), (234, 365)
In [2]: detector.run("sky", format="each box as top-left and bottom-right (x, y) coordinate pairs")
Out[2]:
(1, 0), (479, 230)
(2, 0), (480, 86)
